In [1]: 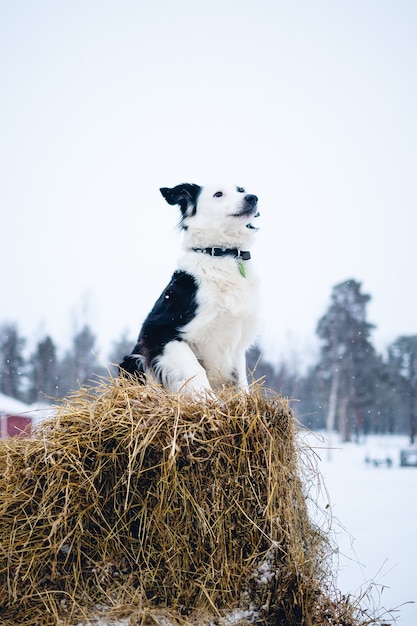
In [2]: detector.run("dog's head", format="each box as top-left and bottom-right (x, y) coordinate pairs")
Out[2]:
(160, 183), (260, 248)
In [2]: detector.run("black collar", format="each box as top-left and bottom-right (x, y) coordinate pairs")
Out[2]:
(192, 247), (251, 260)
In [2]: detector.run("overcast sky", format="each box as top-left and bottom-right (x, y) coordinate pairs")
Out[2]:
(1, 0), (416, 369)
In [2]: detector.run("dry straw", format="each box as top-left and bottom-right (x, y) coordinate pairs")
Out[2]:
(0, 377), (388, 625)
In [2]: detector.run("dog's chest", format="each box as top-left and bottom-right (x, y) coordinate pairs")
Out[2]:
(199, 268), (255, 317)
(178, 253), (258, 344)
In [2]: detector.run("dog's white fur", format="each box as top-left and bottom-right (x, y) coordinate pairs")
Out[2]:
(157, 184), (259, 392)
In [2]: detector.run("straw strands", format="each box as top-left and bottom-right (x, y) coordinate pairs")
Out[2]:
(0, 377), (384, 625)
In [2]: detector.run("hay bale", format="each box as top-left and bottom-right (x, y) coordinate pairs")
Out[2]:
(0, 378), (381, 625)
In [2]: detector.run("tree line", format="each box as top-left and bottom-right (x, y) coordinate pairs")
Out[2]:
(1, 278), (416, 442)
(0, 324), (131, 404)
(249, 279), (416, 443)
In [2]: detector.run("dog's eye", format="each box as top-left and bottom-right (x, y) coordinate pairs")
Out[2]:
(213, 191), (223, 198)
(237, 187), (245, 193)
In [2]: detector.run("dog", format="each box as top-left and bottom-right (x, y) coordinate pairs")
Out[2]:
(119, 183), (260, 393)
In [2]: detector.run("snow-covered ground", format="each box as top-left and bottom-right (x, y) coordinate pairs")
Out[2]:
(303, 432), (417, 626)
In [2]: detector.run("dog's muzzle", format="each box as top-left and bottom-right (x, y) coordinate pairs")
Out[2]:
(233, 194), (260, 219)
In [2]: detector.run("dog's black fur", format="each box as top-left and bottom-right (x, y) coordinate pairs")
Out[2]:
(119, 270), (198, 380)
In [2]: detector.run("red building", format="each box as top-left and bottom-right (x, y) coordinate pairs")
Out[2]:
(0, 393), (33, 438)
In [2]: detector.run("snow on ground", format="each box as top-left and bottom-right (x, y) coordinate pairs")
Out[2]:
(303, 432), (417, 626)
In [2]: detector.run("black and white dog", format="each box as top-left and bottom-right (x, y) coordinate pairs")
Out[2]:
(120, 183), (260, 393)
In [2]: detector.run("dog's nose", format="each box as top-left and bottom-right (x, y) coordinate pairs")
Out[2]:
(244, 194), (258, 207)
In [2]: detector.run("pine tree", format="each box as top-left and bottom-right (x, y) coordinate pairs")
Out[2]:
(27, 335), (60, 403)
(388, 335), (417, 443)
(316, 279), (377, 441)
(0, 323), (26, 400)
(58, 325), (103, 396)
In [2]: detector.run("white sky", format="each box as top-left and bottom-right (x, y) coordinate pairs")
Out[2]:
(1, 0), (416, 368)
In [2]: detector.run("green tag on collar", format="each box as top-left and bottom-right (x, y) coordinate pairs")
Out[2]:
(238, 261), (246, 278)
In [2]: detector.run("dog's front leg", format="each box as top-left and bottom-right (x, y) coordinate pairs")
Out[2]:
(155, 340), (212, 393)
(232, 351), (250, 391)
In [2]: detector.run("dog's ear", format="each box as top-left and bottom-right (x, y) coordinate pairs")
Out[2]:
(160, 184), (201, 218)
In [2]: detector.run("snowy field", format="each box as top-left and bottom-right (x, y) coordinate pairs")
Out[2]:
(302, 432), (417, 626)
